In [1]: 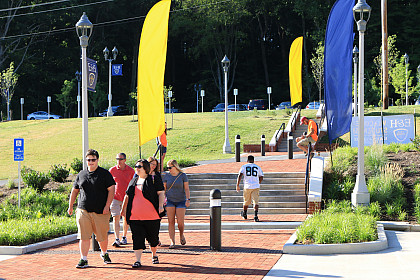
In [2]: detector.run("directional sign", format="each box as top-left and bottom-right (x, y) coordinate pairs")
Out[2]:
(14, 138), (24, 161)
(112, 64), (123, 76)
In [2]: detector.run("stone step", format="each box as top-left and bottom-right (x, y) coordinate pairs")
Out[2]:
(188, 178), (306, 185)
(191, 195), (306, 202)
(190, 189), (306, 196)
(186, 172), (306, 179)
(188, 201), (307, 209)
(186, 207), (307, 215)
(189, 183), (306, 191)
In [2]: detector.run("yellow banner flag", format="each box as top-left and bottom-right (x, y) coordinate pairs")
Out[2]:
(289, 36), (303, 106)
(137, 0), (171, 146)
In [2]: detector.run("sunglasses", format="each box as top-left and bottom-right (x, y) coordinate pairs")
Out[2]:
(134, 165), (143, 169)
(86, 158), (97, 162)
(116, 158), (125, 160)
(167, 166), (173, 169)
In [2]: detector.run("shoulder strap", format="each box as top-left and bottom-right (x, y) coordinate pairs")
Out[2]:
(166, 173), (182, 193)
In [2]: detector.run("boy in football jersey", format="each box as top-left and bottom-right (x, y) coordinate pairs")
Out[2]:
(236, 155), (264, 222)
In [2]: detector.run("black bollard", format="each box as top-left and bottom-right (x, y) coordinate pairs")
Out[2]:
(92, 233), (100, 251)
(261, 135), (265, 156)
(288, 134), (294, 159)
(210, 189), (221, 251)
(235, 135), (241, 162)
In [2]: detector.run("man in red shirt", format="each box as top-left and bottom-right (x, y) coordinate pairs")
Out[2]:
(296, 116), (318, 156)
(109, 153), (135, 247)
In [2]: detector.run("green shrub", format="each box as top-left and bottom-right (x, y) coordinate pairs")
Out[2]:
(413, 183), (420, 222)
(365, 144), (388, 176)
(0, 216), (77, 246)
(367, 163), (404, 205)
(411, 135), (420, 151)
(6, 179), (16, 189)
(296, 211), (377, 244)
(21, 167), (50, 192)
(0, 188), (70, 221)
(70, 158), (83, 173)
(49, 164), (70, 183)
(368, 201), (381, 219)
(325, 200), (352, 214)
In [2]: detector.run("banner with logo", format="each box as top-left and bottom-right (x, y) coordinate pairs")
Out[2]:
(350, 114), (415, 147)
(87, 58), (98, 92)
(112, 64), (123, 76)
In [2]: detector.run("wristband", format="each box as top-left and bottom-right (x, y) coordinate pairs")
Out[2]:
(186, 198), (190, 201)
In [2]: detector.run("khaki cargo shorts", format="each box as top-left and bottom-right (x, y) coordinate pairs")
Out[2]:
(243, 188), (260, 206)
(76, 208), (110, 241)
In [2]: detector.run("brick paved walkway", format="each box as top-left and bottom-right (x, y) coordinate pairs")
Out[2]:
(0, 229), (294, 280)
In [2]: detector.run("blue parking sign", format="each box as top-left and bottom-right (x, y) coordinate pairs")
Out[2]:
(14, 138), (24, 161)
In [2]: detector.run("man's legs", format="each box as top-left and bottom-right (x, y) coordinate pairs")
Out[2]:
(252, 189), (260, 222)
(113, 215), (121, 246)
(79, 239), (90, 258)
(121, 216), (129, 244)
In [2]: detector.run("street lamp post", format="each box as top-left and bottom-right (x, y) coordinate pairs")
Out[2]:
(47, 96), (51, 118)
(168, 90), (172, 114)
(221, 55), (231, 153)
(75, 71), (81, 118)
(352, 0), (371, 207)
(20, 98), (24, 120)
(76, 12), (93, 170)
(353, 46), (359, 116)
(404, 53), (409, 106)
(104, 46), (118, 117)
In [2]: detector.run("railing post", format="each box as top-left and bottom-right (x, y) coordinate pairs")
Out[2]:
(235, 135), (241, 162)
(288, 133), (293, 159)
(261, 134), (265, 156)
(210, 189), (221, 251)
(92, 233), (100, 251)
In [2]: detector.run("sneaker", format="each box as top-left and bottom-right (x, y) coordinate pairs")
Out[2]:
(76, 259), (88, 269)
(120, 237), (127, 245)
(112, 239), (121, 247)
(101, 253), (112, 264)
(254, 216), (260, 222)
(240, 211), (247, 220)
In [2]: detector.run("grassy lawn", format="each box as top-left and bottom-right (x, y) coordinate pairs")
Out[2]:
(0, 110), (308, 180)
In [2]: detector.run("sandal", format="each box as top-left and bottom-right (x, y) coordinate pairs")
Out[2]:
(168, 244), (175, 249)
(180, 236), (186, 246)
(132, 261), (142, 268)
(152, 256), (159, 264)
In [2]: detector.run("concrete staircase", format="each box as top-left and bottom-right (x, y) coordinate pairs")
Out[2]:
(186, 173), (307, 215)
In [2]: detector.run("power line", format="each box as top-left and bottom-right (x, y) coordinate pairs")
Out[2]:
(0, 0), (233, 40)
(0, 0), (115, 19)
(0, 0), (72, 12)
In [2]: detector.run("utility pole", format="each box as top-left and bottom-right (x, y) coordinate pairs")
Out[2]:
(381, 0), (389, 109)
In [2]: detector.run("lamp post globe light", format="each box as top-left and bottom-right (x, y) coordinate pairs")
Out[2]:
(104, 46), (118, 117)
(351, 0), (371, 207)
(76, 12), (93, 170)
(353, 46), (359, 117)
(75, 71), (82, 118)
(404, 53), (409, 106)
(221, 55), (231, 153)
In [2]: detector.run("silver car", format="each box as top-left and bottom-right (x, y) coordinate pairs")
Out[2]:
(27, 111), (62, 120)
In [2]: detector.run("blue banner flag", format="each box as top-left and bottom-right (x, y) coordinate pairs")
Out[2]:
(324, 0), (354, 143)
(112, 64), (123, 76)
(87, 58), (98, 92)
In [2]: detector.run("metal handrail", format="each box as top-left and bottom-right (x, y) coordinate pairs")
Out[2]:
(290, 105), (302, 134)
(274, 122), (286, 141)
(304, 144), (312, 214)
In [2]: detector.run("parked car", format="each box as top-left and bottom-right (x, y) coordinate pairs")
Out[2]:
(275, 101), (292, 110)
(99, 105), (129, 117)
(27, 111), (62, 120)
(248, 99), (268, 110)
(306, 101), (323, 110)
(227, 104), (248, 111)
(212, 103), (226, 112)
(415, 99), (420, 106)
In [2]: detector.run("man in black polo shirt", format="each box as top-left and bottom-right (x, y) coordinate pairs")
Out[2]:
(68, 149), (116, 269)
